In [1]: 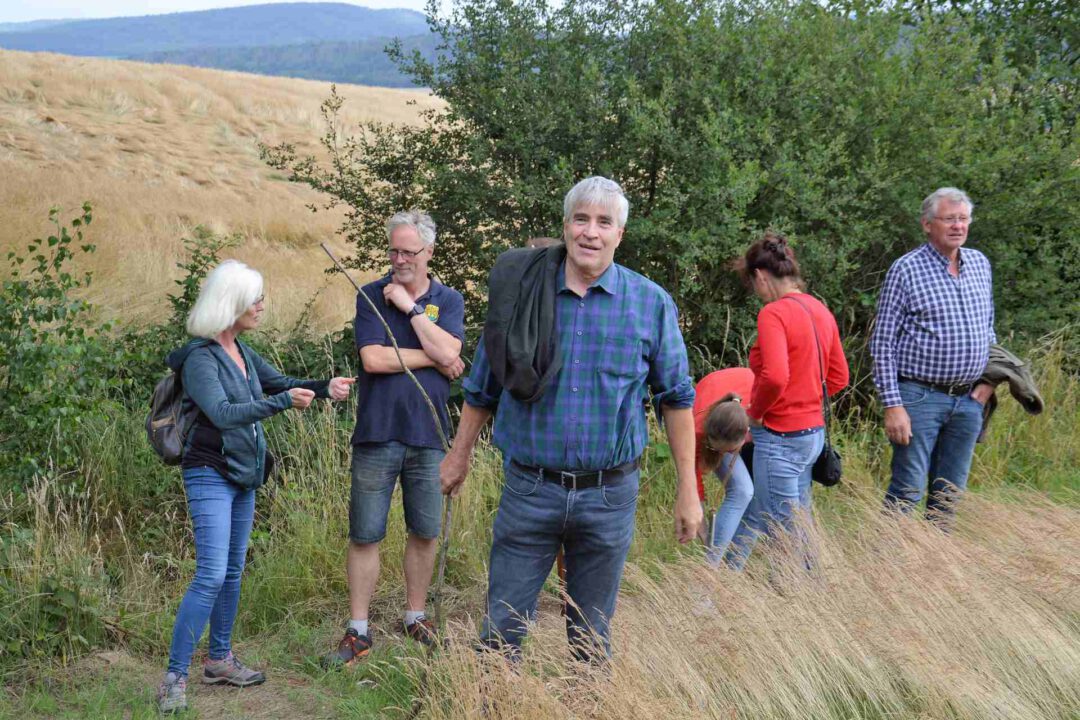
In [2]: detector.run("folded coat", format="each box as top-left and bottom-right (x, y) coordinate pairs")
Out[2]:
(976, 344), (1044, 442)
(483, 244), (567, 403)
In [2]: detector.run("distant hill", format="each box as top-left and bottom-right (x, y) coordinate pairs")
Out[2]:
(132, 34), (437, 88)
(0, 19), (79, 33)
(0, 3), (429, 57)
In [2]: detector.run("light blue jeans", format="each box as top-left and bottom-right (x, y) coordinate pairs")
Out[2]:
(167, 467), (255, 677)
(884, 381), (984, 525)
(728, 426), (823, 570)
(482, 461), (639, 662)
(706, 450), (753, 567)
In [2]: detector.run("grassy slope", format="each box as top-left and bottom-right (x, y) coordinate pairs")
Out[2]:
(0, 49), (442, 332)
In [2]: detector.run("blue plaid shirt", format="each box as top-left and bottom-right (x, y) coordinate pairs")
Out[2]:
(464, 261), (695, 471)
(870, 243), (996, 408)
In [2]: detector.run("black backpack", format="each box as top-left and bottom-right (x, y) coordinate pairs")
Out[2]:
(146, 370), (199, 465)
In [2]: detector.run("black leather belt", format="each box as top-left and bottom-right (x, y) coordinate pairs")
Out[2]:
(898, 376), (973, 397)
(510, 459), (638, 490)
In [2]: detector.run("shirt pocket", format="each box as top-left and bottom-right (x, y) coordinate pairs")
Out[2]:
(597, 335), (642, 379)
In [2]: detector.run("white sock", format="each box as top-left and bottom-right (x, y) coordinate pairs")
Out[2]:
(348, 619), (368, 636)
(404, 610), (425, 626)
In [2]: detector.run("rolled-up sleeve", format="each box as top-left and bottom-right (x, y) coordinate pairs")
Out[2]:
(648, 293), (695, 412)
(462, 336), (502, 410)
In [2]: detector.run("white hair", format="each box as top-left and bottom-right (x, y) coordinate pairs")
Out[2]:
(921, 187), (975, 223)
(563, 176), (630, 228)
(386, 209), (437, 247)
(185, 259), (263, 338)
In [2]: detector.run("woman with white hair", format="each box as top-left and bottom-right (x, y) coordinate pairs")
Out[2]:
(157, 260), (354, 714)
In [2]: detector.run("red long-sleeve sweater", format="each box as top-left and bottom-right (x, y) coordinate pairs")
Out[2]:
(748, 294), (849, 433)
(693, 368), (755, 501)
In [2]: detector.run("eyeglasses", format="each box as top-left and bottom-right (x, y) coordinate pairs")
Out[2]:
(935, 215), (972, 225)
(388, 247), (427, 259)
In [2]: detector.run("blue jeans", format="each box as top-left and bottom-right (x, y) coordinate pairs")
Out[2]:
(349, 442), (445, 543)
(728, 426), (823, 569)
(482, 461), (639, 661)
(167, 467), (255, 677)
(706, 450), (753, 567)
(884, 381), (984, 524)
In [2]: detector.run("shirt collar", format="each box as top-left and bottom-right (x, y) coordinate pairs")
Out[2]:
(380, 271), (437, 302)
(923, 242), (964, 270)
(556, 261), (618, 296)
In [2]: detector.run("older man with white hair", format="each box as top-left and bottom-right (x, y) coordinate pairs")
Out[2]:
(870, 187), (996, 524)
(441, 176), (701, 662)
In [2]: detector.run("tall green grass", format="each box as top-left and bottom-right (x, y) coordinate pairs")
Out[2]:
(0, 340), (1076, 718)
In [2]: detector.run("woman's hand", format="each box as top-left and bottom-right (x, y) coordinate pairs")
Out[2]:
(328, 377), (357, 401)
(288, 388), (316, 410)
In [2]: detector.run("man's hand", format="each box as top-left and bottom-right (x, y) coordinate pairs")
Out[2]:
(383, 282), (415, 313)
(288, 388), (315, 410)
(970, 382), (994, 406)
(328, 377), (356, 401)
(440, 449), (470, 497)
(436, 357), (465, 380)
(674, 489), (703, 544)
(884, 405), (912, 446)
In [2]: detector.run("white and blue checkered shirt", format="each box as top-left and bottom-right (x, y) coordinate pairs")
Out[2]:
(870, 243), (996, 408)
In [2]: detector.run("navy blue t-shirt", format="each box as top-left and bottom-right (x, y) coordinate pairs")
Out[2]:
(351, 274), (466, 449)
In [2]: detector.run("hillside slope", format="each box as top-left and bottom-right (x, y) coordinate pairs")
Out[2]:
(0, 49), (442, 331)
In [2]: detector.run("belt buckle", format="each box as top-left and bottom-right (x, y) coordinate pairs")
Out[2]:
(947, 382), (968, 397)
(560, 470), (578, 491)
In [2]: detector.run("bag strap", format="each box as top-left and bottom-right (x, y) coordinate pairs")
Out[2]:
(781, 295), (833, 442)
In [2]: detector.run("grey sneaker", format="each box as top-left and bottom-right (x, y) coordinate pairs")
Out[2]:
(202, 652), (266, 687)
(157, 671), (187, 714)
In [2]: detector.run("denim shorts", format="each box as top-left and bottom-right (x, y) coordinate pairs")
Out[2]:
(349, 441), (445, 543)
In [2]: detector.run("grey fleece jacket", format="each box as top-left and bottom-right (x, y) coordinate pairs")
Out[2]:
(166, 339), (329, 489)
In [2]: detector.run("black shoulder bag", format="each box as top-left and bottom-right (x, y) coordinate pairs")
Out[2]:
(785, 296), (842, 487)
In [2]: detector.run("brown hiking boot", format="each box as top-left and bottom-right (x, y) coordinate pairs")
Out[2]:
(324, 628), (372, 668)
(401, 616), (438, 649)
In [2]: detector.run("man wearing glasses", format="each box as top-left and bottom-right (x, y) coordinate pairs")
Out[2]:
(870, 187), (996, 525)
(327, 210), (465, 666)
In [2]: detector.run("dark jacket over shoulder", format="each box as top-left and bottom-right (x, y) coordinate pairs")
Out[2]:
(166, 340), (330, 489)
(484, 244), (566, 403)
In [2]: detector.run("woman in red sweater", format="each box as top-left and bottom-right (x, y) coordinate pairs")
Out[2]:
(693, 368), (753, 566)
(728, 233), (849, 568)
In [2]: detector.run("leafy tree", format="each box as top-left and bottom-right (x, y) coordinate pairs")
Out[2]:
(0, 204), (114, 480)
(264, 0), (1080, 378)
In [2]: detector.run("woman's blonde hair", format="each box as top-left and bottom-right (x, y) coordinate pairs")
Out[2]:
(700, 392), (750, 475)
(185, 260), (263, 339)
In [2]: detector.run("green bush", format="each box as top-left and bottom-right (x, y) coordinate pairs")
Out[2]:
(263, 0), (1080, 377)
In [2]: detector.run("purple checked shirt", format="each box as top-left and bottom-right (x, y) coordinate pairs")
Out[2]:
(870, 243), (996, 408)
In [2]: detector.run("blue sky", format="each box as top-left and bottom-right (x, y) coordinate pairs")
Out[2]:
(0, 1), (429, 24)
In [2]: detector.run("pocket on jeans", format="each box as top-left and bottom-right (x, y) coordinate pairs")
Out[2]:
(504, 468), (541, 497)
(601, 475), (639, 509)
(899, 382), (930, 407)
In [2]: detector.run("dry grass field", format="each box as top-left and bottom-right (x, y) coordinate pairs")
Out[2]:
(0, 49), (441, 331)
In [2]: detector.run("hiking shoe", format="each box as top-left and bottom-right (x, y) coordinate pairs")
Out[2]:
(202, 652), (266, 687)
(325, 628), (372, 668)
(157, 671), (187, 714)
(402, 616), (439, 649)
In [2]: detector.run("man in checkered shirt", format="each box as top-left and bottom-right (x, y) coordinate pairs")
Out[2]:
(870, 187), (996, 524)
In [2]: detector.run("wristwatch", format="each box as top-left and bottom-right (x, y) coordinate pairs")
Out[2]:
(408, 303), (425, 318)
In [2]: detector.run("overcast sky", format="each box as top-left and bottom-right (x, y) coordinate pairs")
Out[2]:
(0, 1), (429, 24)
